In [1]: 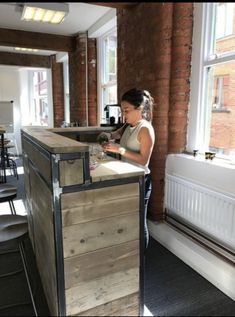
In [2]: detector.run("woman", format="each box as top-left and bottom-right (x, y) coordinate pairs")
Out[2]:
(101, 88), (155, 248)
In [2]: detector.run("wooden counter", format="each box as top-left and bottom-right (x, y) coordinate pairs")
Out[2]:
(21, 127), (145, 316)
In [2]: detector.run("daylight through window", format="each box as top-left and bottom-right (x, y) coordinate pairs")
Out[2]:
(189, 3), (235, 159)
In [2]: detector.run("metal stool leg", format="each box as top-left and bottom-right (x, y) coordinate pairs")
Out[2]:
(8, 200), (16, 215)
(19, 242), (38, 316)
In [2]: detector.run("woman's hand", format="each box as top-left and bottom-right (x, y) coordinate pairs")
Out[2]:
(102, 142), (120, 154)
(97, 132), (111, 144)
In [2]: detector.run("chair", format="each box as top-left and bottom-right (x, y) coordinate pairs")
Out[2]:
(0, 184), (17, 215)
(0, 214), (37, 315)
(6, 156), (19, 180)
(2, 143), (19, 180)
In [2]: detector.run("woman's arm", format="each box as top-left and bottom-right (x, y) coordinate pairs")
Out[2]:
(98, 123), (128, 142)
(110, 123), (128, 140)
(103, 126), (155, 166)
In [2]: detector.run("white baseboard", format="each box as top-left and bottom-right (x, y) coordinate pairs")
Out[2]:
(148, 220), (235, 301)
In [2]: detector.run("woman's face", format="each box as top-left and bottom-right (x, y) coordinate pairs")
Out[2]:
(121, 101), (142, 125)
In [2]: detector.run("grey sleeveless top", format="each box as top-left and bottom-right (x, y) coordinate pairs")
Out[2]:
(120, 119), (154, 174)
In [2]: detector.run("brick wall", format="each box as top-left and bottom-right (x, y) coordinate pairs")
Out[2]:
(88, 38), (98, 126)
(117, 3), (193, 220)
(51, 55), (64, 127)
(69, 34), (97, 126)
(69, 33), (87, 126)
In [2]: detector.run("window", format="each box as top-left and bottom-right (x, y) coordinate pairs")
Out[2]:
(211, 75), (230, 110)
(98, 28), (118, 124)
(63, 60), (70, 123)
(31, 70), (49, 126)
(188, 3), (235, 158)
(216, 3), (233, 39)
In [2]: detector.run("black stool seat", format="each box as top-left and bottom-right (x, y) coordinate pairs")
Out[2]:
(0, 184), (17, 202)
(0, 215), (36, 314)
(0, 215), (28, 245)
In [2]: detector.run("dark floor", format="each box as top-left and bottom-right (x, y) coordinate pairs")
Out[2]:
(1, 158), (235, 316)
(144, 237), (235, 317)
(0, 237), (50, 316)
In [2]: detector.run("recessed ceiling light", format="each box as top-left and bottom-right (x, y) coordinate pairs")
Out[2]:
(15, 47), (39, 52)
(21, 3), (69, 24)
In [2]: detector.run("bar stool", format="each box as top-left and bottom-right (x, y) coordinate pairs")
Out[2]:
(0, 214), (37, 315)
(2, 143), (19, 180)
(0, 184), (17, 215)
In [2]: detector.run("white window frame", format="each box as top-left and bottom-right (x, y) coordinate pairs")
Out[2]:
(97, 26), (117, 124)
(188, 3), (235, 156)
(27, 68), (53, 127)
(216, 3), (233, 39)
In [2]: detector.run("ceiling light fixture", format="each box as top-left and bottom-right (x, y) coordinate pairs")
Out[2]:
(21, 3), (69, 24)
(15, 47), (39, 52)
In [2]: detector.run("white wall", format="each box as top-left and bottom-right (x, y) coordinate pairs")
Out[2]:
(0, 65), (54, 155)
(0, 65), (22, 154)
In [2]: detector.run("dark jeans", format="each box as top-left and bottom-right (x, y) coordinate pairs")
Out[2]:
(144, 173), (152, 249)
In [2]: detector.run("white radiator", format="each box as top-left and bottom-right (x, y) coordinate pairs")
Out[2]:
(165, 173), (235, 253)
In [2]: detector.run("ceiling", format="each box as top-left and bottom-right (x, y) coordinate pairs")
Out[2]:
(0, 2), (114, 56)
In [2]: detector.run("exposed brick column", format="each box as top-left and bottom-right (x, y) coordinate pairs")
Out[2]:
(117, 3), (174, 220)
(168, 3), (193, 153)
(69, 33), (87, 126)
(88, 38), (98, 126)
(117, 3), (193, 220)
(51, 55), (64, 127)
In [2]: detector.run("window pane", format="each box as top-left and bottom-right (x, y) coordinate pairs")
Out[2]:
(207, 61), (235, 155)
(100, 29), (117, 125)
(215, 3), (235, 55)
(32, 70), (49, 126)
(104, 35), (117, 84)
(101, 85), (118, 124)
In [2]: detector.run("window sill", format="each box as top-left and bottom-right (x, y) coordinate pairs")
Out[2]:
(212, 108), (230, 113)
(166, 153), (235, 197)
(181, 152), (235, 169)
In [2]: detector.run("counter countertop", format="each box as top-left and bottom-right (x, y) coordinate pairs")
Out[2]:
(22, 127), (145, 180)
(22, 126), (89, 154)
(49, 126), (114, 133)
(90, 155), (144, 182)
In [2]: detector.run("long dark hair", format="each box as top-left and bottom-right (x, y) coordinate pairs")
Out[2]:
(121, 88), (154, 122)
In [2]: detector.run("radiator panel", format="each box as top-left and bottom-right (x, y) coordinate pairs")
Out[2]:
(165, 174), (235, 253)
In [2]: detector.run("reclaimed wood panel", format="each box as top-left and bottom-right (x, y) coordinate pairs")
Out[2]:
(75, 292), (139, 316)
(62, 182), (140, 316)
(22, 154), (34, 249)
(65, 267), (139, 315)
(61, 183), (139, 226)
(29, 164), (58, 316)
(59, 159), (84, 186)
(22, 137), (51, 184)
(64, 240), (139, 289)
(63, 213), (139, 258)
